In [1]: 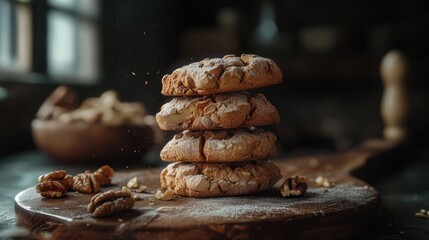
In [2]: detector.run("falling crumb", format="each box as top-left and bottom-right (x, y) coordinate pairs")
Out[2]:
(309, 158), (319, 168)
(145, 81), (148, 85)
(131, 72), (136, 76)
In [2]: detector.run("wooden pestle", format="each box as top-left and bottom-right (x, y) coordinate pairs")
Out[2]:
(380, 50), (408, 142)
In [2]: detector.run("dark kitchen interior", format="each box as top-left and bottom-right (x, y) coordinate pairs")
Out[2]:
(0, 0), (428, 239)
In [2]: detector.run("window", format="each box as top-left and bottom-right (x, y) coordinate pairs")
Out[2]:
(0, 0), (32, 73)
(47, 0), (99, 83)
(0, 0), (100, 84)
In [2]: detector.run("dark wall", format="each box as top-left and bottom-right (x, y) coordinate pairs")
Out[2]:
(1, 0), (428, 156)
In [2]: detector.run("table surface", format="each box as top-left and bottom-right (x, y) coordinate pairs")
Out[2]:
(0, 149), (428, 239)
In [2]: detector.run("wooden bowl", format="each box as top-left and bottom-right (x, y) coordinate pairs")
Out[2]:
(31, 119), (156, 165)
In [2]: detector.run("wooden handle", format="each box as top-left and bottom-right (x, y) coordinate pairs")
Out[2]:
(380, 50), (408, 141)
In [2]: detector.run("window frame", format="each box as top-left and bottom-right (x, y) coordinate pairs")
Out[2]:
(0, 0), (101, 85)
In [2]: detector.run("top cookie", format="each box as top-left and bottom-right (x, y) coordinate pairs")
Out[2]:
(161, 54), (283, 96)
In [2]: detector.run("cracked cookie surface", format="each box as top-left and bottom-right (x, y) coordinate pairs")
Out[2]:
(156, 92), (279, 130)
(160, 161), (281, 197)
(160, 129), (276, 162)
(161, 54), (283, 96)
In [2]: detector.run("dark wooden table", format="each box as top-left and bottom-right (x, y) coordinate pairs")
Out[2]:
(0, 149), (428, 239)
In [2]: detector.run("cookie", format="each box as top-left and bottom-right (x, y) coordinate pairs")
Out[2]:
(160, 161), (282, 197)
(161, 54), (283, 96)
(156, 92), (279, 131)
(160, 129), (276, 162)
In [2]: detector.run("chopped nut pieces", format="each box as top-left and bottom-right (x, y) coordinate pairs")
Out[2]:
(280, 176), (308, 197)
(155, 189), (175, 201)
(87, 190), (135, 218)
(134, 185), (148, 193)
(315, 176), (335, 188)
(122, 186), (132, 194)
(35, 170), (73, 198)
(127, 177), (139, 189)
(415, 209), (429, 219)
(123, 176), (148, 200)
(122, 186), (144, 201)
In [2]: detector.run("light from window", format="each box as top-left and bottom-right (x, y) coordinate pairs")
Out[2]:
(78, 20), (98, 83)
(48, 11), (76, 78)
(0, 0), (32, 72)
(48, 0), (75, 10)
(47, 0), (99, 83)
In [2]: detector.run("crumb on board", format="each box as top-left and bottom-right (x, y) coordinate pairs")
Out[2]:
(315, 176), (335, 188)
(155, 189), (175, 201)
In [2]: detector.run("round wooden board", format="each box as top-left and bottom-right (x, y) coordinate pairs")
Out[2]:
(15, 161), (380, 240)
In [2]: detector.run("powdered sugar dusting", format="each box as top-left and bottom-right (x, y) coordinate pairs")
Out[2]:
(150, 183), (377, 227)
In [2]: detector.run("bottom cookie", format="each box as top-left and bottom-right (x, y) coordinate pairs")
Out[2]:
(160, 161), (282, 198)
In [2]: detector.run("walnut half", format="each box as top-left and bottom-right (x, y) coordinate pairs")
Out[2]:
(280, 176), (308, 198)
(87, 190), (135, 218)
(72, 171), (100, 194)
(36, 170), (73, 198)
(94, 165), (114, 186)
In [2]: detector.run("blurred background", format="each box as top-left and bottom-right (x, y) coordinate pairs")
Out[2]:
(0, 0), (429, 157)
(1, 1), (429, 238)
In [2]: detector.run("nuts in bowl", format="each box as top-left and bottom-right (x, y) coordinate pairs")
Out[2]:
(32, 86), (159, 165)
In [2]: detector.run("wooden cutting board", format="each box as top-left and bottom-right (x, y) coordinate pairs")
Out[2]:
(15, 139), (402, 240)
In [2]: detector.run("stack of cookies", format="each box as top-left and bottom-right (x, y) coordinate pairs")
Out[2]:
(156, 54), (283, 197)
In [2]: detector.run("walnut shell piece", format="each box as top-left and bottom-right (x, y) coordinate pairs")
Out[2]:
(280, 176), (308, 197)
(87, 190), (135, 218)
